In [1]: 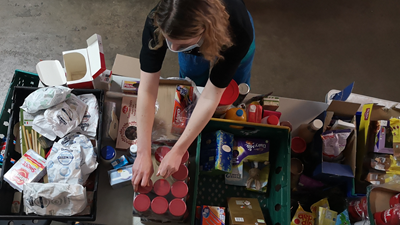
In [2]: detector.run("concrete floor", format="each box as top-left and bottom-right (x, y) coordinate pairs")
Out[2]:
(1, 0), (400, 224)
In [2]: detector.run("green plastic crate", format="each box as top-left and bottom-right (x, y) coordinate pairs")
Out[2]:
(0, 70), (39, 139)
(191, 118), (291, 225)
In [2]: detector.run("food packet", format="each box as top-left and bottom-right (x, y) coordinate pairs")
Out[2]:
(23, 182), (87, 216)
(291, 204), (314, 225)
(21, 86), (72, 113)
(390, 118), (400, 157)
(335, 210), (350, 225)
(322, 129), (352, 160)
(44, 94), (87, 138)
(46, 134), (98, 185)
(317, 207), (337, 225)
(311, 198), (330, 219)
(71, 94), (99, 137)
(32, 114), (57, 141)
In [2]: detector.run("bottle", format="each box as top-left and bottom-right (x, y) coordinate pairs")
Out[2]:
(224, 108), (247, 122)
(261, 115), (280, 125)
(297, 119), (323, 143)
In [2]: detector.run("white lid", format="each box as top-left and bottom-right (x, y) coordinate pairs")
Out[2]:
(130, 144), (138, 154)
(36, 60), (67, 86)
(310, 119), (323, 130)
(238, 83), (250, 95)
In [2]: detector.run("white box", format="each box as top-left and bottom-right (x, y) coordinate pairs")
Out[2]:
(63, 34), (106, 89)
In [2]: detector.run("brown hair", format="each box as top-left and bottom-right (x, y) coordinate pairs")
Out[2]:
(150, 0), (233, 62)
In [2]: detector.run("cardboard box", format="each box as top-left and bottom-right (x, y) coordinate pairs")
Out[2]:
(313, 100), (361, 183)
(200, 206), (226, 225)
(227, 197), (266, 225)
(63, 34), (106, 89)
(116, 96), (138, 149)
(112, 54), (141, 79)
(367, 183), (400, 224)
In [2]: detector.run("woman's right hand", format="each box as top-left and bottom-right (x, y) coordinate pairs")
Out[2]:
(131, 153), (154, 191)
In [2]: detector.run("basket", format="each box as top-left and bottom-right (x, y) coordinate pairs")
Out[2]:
(0, 86), (104, 222)
(191, 118), (291, 225)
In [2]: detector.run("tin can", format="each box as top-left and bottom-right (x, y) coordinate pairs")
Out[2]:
(169, 198), (187, 218)
(133, 194), (151, 213)
(172, 164), (188, 181)
(181, 151), (189, 164)
(233, 83), (250, 106)
(155, 146), (171, 165)
(137, 179), (153, 194)
(171, 181), (188, 199)
(151, 196), (169, 215)
(154, 179), (171, 196)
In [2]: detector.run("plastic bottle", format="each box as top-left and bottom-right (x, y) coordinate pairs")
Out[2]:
(225, 108), (247, 122)
(261, 115), (280, 125)
(297, 119), (323, 144)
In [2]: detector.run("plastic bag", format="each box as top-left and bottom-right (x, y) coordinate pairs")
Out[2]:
(21, 86), (72, 113)
(46, 134), (98, 185)
(32, 114), (57, 141)
(44, 94), (87, 138)
(291, 204), (314, 225)
(71, 94), (99, 137)
(23, 182), (87, 216)
(322, 129), (352, 161)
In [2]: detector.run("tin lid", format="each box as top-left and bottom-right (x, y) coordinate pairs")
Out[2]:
(267, 115), (279, 125)
(137, 179), (153, 194)
(101, 146), (116, 160)
(151, 197), (168, 214)
(172, 165), (188, 181)
(171, 181), (188, 198)
(181, 151), (189, 164)
(169, 198), (187, 217)
(154, 179), (171, 196)
(130, 144), (137, 154)
(133, 194), (150, 212)
(291, 137), (306, 154)
(155, 146), (171, 163)
(219, 80), (239, 106)
(238, 83), (250, 95)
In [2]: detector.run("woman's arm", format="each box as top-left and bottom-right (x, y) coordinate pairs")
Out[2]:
(157, 79), (225, 177)
(131, 70), (160, 190)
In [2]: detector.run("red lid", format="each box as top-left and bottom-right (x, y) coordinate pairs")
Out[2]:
(151, 197), (168, 215)
(133, 194), (150, 212)
(219, 80), (239, 106)
(155, 146), (171, 163)
(169, 198), (187, 217)
(291, 137), (306, 154)
(137, 179), (153, 194)
(374, 212), (386, 225)
(390, 193), (400, 208)
(267, 115), (279, 125)
(154, 179), (171, 196)
(181, 151), (189, 164)
(171, 181), (188, 198)
(172, 165), (188, 181)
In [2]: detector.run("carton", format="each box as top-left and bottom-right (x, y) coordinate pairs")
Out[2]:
(115, 96), (138, 149)
(200, 206), (226, 225)
(63, 34), (106, 88)
(313, 100), (361, 183)
(227, 197), (266, 225)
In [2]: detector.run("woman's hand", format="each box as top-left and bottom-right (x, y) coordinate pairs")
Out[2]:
(131, 153), (154, 191)
(157, 148), (184, 178)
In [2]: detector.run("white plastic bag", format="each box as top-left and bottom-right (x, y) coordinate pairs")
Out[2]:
(71, 94), (99, 137)
(23, 182), (87, 216)
(44, 94), (87, 138)
(47, 134), (98, 185)
(21, 86), (72, 113)
(32, 114), (57, 141)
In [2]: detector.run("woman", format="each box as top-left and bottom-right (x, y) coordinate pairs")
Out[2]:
(131, 0), (255, 190)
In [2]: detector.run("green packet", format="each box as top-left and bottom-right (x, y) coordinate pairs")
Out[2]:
(335, 209), (350, 225)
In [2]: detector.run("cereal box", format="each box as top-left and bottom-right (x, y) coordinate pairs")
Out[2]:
(4, 150), (46, 192)
(116, 96), (138, 149)
(201, 206), (226, 225)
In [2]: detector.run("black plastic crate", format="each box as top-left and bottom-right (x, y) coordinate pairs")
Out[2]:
(0, 86), (104, 221)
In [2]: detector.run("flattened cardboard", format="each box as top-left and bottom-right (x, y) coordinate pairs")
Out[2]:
(228, 197), (266, 225)
(112, 54), (141, 79)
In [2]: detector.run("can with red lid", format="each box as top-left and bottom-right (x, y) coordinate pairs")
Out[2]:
(374, 208), (400, 225)
(291, 137), (307, 155)
(348, 197), (368, 221)
(172, 164), (188, 181)
(137, 179), (153, 194)
(133, 194), (151, 214)
(151, 196), (169, 215)
(154, 179), (171, 196)
(214, 80), (239, 117)
(390, 193), (400, 207)
(155, 146), (171, 165)
(181, 151), (189, 164)
(169, 198), (187, 218)
(171, 181), (188, 198)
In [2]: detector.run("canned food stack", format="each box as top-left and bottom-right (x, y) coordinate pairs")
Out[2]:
(133, 146), (190, 222)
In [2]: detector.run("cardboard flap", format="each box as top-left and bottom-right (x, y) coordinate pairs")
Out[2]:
(112, 54), (141, 78)
(326, 100), (360, 117)
(367, 104), (400, 121)
(86, 34), (106, 79)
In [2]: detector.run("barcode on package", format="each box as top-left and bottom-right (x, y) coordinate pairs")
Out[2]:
(235, 217), (244, 222)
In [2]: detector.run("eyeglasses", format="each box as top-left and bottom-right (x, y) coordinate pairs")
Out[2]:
(165, 36), (203, 53)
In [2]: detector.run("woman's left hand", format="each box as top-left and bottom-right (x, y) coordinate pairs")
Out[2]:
(157, 148), (184, 178)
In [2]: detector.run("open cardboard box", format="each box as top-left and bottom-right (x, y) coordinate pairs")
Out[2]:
(356, 104), (400, 180)
(312, 100), (361, 183)
(63, 34), (106, 88)
(367, 183), (400, 225)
